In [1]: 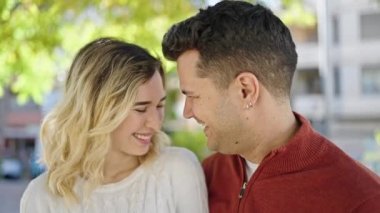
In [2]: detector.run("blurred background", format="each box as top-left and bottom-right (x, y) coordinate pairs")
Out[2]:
(1, 0), (380, 212)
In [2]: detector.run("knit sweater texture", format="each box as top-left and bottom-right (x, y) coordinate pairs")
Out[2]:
(203, 114), (380, 213)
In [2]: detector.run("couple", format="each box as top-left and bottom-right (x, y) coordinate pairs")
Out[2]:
(21, 1), (380, 212)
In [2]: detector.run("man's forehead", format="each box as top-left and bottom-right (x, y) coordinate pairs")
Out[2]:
(177, 50), (200, 72)
(178, 74), (215, 96)
(178, 77), (194, 95)
(176, 66), (199, 90)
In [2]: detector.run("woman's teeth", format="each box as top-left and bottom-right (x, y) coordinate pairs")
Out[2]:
(134, 133), (152, 140)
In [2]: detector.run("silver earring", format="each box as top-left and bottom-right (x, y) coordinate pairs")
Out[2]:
(246, 102), (253, 109)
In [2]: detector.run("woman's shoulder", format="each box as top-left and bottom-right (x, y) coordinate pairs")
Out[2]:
(156, 146), (208, 212)
(20, 172), (51, 210)
(161, 146), (199, 164)
(23, 172), (49, 196)
(157, 146), (202, 175)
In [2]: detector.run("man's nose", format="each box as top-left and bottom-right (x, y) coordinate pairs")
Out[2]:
(183, 97), (194, 119)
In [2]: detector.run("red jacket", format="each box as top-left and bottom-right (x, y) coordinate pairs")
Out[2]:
(202, 114), (380, 213)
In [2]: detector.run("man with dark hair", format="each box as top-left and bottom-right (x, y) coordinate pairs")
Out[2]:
(162, 1), (380, 212)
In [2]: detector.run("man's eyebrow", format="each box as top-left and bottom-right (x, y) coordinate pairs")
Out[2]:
(133, 96), (166, 106)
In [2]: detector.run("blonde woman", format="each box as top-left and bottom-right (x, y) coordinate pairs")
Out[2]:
(20, 38), (208, 213)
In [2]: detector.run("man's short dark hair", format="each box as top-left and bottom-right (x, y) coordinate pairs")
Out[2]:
(162, 0), (298, 98)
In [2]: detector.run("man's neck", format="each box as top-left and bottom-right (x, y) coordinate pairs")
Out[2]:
(242, 109), (300, 164)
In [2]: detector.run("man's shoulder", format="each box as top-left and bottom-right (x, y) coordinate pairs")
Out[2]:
(202, 152), (237, 171)
(202, 152), (226, 163)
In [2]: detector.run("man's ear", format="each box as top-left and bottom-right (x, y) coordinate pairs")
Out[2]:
(234, 72), (260, 107)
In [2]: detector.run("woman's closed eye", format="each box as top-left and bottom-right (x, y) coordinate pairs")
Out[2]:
(134, 108), (147, 113)
(134, 103), (164, 113)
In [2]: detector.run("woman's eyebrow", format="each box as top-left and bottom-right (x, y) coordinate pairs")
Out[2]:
(133, 96), (166, 106)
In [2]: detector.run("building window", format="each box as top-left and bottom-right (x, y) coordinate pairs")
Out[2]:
(332, 15), (339, 44)
(360, 13), (380, 40)
(362, 65), (380, 95)
(333, 66), (341, 96)
(293, 68), (322, 95)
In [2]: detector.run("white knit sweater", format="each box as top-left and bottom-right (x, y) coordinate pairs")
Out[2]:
(20, 147), (208, 213)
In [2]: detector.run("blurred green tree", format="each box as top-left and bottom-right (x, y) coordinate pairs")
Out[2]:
(0, 0), (316, 161)
(1, 0), (314, 104)
(0, 0), (196, 103)
(281, 0), (316, 28)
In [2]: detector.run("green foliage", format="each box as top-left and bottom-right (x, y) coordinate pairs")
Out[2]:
(0, 0), (314, 104)
(170, 130), (210, 161)
(0, 0), (196, 104)
(280, 0), (316, 28)
(1, 0), (60, 103)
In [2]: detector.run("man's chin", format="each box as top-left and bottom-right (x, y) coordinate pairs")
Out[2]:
(207, 142), (237, 155)
(206, 140), (218, 152)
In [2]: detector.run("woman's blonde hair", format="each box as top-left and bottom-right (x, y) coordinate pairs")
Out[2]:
(40, 37), (168, 204)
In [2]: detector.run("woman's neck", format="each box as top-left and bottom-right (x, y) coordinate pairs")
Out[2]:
(103, 151), (140, 184)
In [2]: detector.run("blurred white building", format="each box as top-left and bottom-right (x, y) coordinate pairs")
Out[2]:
(291, 0), (380, 168)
